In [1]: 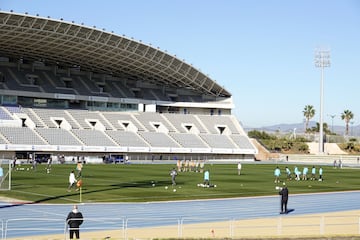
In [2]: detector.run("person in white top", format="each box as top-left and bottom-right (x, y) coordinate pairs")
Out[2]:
(67, 170), (77, 192)
(237, 162), (242, 175)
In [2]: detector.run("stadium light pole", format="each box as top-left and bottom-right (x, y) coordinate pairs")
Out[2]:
(315, 48), (330, 154)
(329, 114), (336, 133)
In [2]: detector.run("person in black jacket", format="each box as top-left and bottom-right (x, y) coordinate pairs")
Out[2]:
(279, 183), (289, 214)
(66, 205), (84, 239)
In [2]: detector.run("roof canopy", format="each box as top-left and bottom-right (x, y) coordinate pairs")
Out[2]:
(0, 11), (231, 98)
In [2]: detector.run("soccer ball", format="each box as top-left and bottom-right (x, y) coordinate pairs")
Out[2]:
(173, 189), (176, 192)
(165, 186), (168, 189)
(152, 183), (155, 187)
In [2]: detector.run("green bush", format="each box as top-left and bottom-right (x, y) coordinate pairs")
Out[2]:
(250, 131), (309, 154)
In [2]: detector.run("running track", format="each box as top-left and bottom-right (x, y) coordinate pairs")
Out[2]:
(1, 191), (360, 238)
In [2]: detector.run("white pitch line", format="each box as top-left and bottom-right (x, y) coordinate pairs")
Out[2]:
(11, 189), (81, 203)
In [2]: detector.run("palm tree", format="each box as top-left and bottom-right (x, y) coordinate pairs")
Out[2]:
(303, 105), (315, 132)
(341, 109), (354, 135)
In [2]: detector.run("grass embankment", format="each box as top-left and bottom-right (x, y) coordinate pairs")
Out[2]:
(1, 163), (359, 203)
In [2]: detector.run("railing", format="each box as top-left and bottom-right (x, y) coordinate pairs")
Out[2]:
(4, 218), (64, 239)
(1, 215), (360, 239)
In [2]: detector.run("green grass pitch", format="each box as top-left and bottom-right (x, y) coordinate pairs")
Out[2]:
(1, 163), (359, 204)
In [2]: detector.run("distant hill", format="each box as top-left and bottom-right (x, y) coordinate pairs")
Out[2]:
(244, 121), (360, 137)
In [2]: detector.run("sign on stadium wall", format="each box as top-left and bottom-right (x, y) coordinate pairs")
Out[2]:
(190, 148), (211, 153)
(149, 147), (170, 153)
(211, 148), (233, 154)
(105, 146), (128, 152)
(128, 147), (150, 152)
(171, 148), (191, 153)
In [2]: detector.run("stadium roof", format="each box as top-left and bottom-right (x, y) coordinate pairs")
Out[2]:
(0, 11), (231, 98)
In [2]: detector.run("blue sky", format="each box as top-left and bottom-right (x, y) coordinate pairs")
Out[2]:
(1, 0), (360, 128)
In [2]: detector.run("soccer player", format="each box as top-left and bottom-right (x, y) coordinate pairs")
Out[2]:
(170, 168), (177, 186)
(285, 166), (291, 180)
(319, 167), (323, 181)
(311, 166), (316, 180)
(294, 166), (300, 181)
(67, 170), (77, 192)
(302, 166), (308, 181)
(274, 166), (281, 183)
(237, 162), (242, 175)
(204, 170), (210, 185)
(0, 165), (3, 187)
(46, 157), (52, 173)
(76, 161), (83, 178)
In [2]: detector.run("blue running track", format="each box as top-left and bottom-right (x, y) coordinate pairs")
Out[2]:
(1, 191), (360, 238)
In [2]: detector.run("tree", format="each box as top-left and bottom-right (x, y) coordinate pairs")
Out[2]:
(309, 122), (331, 134)
(303, 105), (315, 132)
(341, 109), (354, 135)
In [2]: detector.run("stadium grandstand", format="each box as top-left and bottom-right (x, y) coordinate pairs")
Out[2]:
(0, 11), (257, 163)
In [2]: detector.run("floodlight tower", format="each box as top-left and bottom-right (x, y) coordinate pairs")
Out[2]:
(329, 114), (336, 133)
(315, 48), (331, 154)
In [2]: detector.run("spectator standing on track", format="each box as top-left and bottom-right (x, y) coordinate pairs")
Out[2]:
(279, 182), (289, 214)
(67, 170), (77, 192)
(66, 205), (83, 240)
(237, 162), (242, 175)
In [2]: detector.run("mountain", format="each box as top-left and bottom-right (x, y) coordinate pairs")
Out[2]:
(244, 121), (360, 136)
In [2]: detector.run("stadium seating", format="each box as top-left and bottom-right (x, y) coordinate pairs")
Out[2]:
(0, 11), (257, 162)
(0, 105), (256, 156)
(36, 128), (82, 146)
(169, 133), (208, 148)
(105, 130), (149, 147)
(0, 127), (46, 145)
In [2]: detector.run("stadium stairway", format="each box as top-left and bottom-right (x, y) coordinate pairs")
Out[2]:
(250, 138), (280, 161)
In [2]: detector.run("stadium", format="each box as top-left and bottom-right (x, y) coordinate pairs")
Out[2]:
(1, 10), (360, 240)
(0, 10), (257, 165)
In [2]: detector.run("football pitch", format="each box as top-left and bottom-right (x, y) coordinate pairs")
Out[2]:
(1, 162), (359, 204)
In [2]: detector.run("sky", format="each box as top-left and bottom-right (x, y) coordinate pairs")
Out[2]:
(1, 0), (360, 128)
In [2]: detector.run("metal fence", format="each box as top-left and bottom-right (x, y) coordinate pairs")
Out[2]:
(1, 215), (360, 239)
